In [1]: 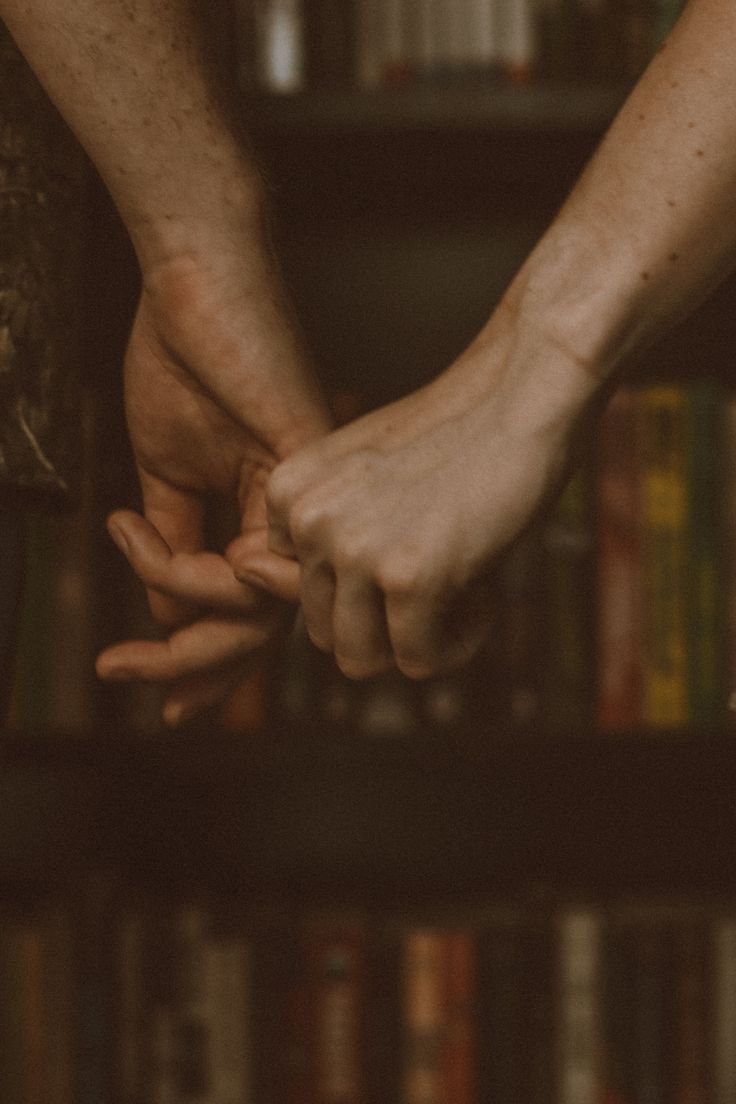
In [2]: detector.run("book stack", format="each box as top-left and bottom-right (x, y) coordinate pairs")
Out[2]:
(4, 885), (736, 1102)
(232, 0), (685, 94)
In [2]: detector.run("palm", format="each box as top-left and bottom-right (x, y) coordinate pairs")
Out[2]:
(125, 298), (275, 512)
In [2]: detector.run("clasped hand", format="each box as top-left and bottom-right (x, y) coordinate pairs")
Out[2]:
(97, 272), (580, 726)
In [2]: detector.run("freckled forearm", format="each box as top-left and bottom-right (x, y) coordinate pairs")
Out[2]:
(497, 0), (736, 392)
(0, 0), (263, 269)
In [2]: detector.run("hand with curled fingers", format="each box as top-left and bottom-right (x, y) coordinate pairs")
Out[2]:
(228, 326), (596, 682)
(95, 250), (331, 726)
(96, 508), (293, 726)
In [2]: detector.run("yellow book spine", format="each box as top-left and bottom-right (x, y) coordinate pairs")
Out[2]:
(640, 385), (690, 727)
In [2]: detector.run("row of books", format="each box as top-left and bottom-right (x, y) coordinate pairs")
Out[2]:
(4, 886), (736, 1102)
(5, 380), (735, 739)
(232, 0), (685, 95)
(272, 381), (735, 738)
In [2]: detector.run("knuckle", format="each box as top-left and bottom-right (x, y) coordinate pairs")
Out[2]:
(289, 495), (329, 545)
(333, 532), (373, 573)
(266, 461), (298, 512)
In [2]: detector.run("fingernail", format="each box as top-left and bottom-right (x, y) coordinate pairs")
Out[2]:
(108, 523), (130, 557)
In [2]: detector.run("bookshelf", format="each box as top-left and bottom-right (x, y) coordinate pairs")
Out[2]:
(6, 3), (736, 1097)
(3, 727), (736, 900)
(243, 80), (631, 133)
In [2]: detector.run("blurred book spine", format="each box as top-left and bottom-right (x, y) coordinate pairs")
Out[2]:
(234, 0), (685, 92)
(639, 385), (690, 727)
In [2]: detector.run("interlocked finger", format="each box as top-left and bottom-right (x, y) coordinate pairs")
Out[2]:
(96, 614), (274, 683)
(109, 510), (266, 614)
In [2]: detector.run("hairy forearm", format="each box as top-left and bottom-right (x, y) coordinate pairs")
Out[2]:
(0, 0), (262, 270)
(494, 0), (736, 409)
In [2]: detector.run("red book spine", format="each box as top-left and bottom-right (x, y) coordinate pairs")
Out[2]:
(442, 932), (477, 1104)
(596, 387), (643, 730)
(401, 928), (447, 1104)
(307, 914), (367, 1104)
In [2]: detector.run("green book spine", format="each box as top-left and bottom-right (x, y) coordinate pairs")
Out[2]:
(603, 917), (637, 1104)
(8, 509), (55, 731)
(479, 910), (553, 1103)
(541, 467), (595, 731)
(500, 527), (544, 727)
(0, 910), (30, 1103)
(603, 909), (670, 1104)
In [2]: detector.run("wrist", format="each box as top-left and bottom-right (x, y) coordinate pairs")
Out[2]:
(130, 168), (269, 279)
(510, 228), (638, 376)
(462, 284), (608, 453)
(134, 227), (331, 460)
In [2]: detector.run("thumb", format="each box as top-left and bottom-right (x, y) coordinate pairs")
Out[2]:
(227, 536), (301, 603)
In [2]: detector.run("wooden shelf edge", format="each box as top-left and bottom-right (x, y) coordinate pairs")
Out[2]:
(0, 725), (734, 894)
(1, 724), (735, 768)
(243, 80), (631, 134)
